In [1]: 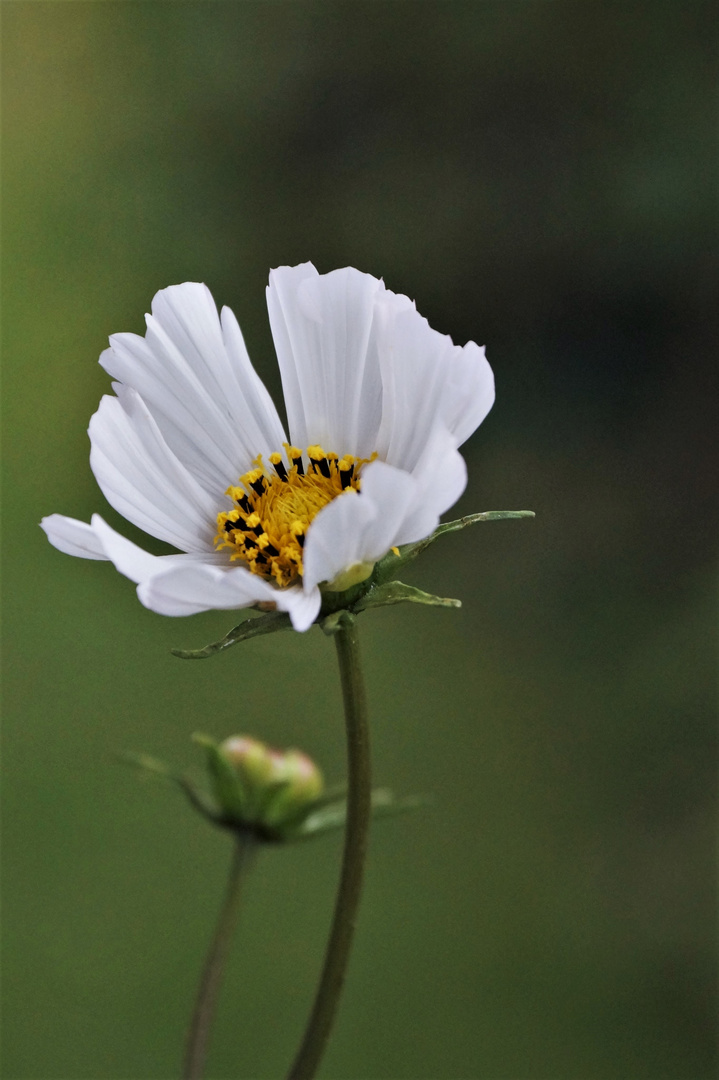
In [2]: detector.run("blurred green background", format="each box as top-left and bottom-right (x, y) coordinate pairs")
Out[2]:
(2, 3), (716, 1078)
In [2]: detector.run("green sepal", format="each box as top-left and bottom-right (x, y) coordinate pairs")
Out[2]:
(118, 751), (221, 825)
(171, 609), (292, 660)
(252, 776), (296, 827)
(191, 733), (248, 821)
(261, 782), (349, 834)
(373, 509), (535, 583)
(281, 788), (424, 842)
(319, 583), (459, 633)
(353, 580), (461, 614)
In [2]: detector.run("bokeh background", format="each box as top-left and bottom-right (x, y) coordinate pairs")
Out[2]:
(2, 3), (716, 1078)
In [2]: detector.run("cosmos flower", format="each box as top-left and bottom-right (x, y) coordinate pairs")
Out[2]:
(41, 263), (494, 631)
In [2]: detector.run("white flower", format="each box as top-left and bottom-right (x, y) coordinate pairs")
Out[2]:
(41, 264), (494, 632)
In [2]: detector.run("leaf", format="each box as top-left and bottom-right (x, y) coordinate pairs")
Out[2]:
(171, 609), (292, 660)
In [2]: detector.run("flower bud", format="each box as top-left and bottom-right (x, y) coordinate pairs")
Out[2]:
(215, 734), (324, 834)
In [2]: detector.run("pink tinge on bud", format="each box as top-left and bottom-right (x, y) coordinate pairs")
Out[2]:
(218, 734), (324, 829)
(222, 736), (257, 761)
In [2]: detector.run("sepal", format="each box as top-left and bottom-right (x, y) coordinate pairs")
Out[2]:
(284, 788), (424, 842)
(373, 510), (535, 583)
(171, 609), (292, 660)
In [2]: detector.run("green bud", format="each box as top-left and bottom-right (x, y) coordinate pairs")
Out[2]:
(218, 735), (324, 832)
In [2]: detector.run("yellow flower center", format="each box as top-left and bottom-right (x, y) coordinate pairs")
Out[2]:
(215, 444), (369, 587)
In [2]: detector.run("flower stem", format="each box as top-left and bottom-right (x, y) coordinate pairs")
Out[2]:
(182, 834), (255, 1080)
(287, 613), (372, 1080)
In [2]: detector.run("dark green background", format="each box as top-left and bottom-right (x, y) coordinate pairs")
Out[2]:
(2, 3), (716, 1078)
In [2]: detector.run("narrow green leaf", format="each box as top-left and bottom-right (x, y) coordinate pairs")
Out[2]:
(171, 609), (292, 660)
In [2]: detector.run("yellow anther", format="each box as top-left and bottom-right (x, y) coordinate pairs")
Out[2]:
(241, 467), (264, 486)
(216, 445), (371, 587)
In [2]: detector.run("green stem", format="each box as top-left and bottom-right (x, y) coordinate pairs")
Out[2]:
(182, 834), (255, 1080)
(287, 614), (372, 1080)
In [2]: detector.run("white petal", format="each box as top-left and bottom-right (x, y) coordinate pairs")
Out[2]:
(100, 282), (286, 493)
(267, 264), (385, 458)
(41, 512), (320, 628)
(440, 341), (495, 447)
(302, 460), (419, 592)
(137, 560), (321, 632)
(219, 304), (288, 454)
(372, 289), (495, 471)
(41, 514), (109, 560)
(372, 292), (458, 472)
(89, 387), (219, 552)
(391, 427), (468, 546)
(90, 514), (221, 583)
(41, 512), (221, 582)
(280, 584), (323, 632)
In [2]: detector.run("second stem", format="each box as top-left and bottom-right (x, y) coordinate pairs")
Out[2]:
(287, 613), (372, 1080)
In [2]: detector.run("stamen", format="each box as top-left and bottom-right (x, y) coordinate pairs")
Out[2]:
(217, 444), (371, 586)
(338, 455), (355, 490)
(269, 452), (288, 482)
(307, 445), (332, 479)
(257, 534), (280, 557)
(290, 521), (306, 548)
(286, 445), (304, 476)
(307, 445), (323, 473)
(244, 512), (264, 536)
